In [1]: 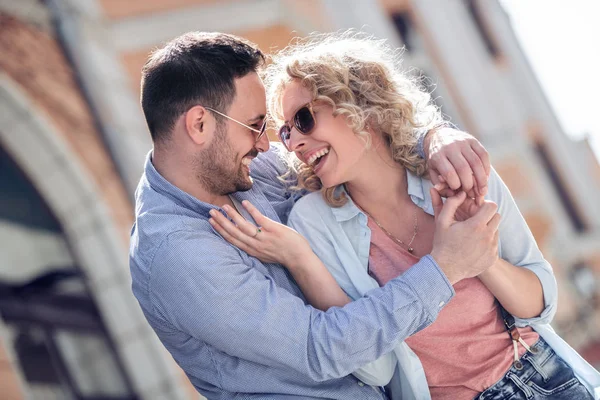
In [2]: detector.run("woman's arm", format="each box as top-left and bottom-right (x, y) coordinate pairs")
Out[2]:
(209, 202), (351, 310)
(479, 258), (544, 319)
(479, 168), (557, 324)
(286, 251), (352, 310)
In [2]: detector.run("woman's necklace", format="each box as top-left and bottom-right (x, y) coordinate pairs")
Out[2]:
(362, 208), (419, 253)
(346, 186), (419, 253)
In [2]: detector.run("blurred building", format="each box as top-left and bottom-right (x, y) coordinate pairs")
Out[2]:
(0, 0), (598, 399)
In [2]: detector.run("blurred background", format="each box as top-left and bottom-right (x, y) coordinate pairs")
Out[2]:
(0, 0), (598, 399)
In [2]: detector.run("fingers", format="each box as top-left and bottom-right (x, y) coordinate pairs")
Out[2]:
(242, 200), (270, 227)
(222, 205), (261, 237)
(471, 200), (498, 226)
(487, 212), (502, 231)
(462, 147), (488, 197)
(476, 195), (485, 206)
(471, 140), (491, 178)
(438, 191), (467, 227)
(209, 208), (257, 245)
(208, 214), (254, 253)
(431, 156), (461, 190)
(429, 169), (441, 187)
(446, 152), (474, 193)
(433, 180), (449, 192)
(434, 178), (457, 197)
(430, 187), (443, 219)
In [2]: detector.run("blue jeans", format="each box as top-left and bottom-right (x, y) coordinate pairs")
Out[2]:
(475, 337), (593, 400)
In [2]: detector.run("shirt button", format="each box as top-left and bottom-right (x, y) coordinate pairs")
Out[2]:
(438, 301), (445, 307)
(358, 381), (365, 387)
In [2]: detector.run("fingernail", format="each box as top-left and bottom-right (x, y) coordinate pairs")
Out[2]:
(209, 210), (215, 216)
(208, 218), (215, 225)
(242, 200), (249, 206)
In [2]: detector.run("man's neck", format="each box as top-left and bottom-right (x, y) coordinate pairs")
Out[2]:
(152, 149), (234, 209)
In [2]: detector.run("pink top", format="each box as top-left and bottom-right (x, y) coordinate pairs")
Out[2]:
(367, 218), (539, 400)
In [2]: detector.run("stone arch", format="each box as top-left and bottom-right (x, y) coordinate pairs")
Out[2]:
(0, 73), (190, 400)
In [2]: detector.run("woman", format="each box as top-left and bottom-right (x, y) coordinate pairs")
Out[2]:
(210, 33), (600, 399)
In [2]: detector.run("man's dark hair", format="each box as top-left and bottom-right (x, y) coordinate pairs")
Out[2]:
(141, 32), (265, 143)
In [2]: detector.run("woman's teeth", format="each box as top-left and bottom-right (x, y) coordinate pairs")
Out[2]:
(242, 157), (252, 166)
(307, 148), (329, 165)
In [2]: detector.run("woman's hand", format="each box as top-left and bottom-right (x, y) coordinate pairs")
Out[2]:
(209, 200), (312, 269)
(433, 183), (485, 222)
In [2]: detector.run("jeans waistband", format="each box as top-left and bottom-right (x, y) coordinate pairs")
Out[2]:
(477, 337), (552, 400)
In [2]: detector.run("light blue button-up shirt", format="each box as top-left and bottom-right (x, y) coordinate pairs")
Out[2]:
(129, 145), (456, 400)
(287, 168), (559, 400)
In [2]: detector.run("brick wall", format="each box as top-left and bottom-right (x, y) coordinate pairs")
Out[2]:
(0, 13), (133, 240)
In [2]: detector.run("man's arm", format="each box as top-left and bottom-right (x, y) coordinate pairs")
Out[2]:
(149, 230), (453, 382)
(418, 126), (491, 200)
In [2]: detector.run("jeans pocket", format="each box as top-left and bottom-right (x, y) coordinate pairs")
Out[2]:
(527, 377), (580, 397)
(525, 348), (589, 398)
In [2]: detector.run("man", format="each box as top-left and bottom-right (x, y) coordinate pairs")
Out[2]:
(130, 32), (496, 399)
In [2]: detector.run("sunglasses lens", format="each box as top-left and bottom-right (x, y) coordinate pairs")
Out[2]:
(278, 125), (291, 148)
(294, 106), (315, 134)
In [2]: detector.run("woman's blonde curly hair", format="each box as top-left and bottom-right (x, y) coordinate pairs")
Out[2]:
(264, 32), (443, 207)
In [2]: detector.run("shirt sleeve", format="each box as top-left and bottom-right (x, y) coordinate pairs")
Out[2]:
(415, 122), (457, 159)
(149, 229), (453, 383)
(489, 167), (558, 326)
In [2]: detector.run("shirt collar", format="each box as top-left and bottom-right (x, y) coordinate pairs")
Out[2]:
(143, 150), (216, 218)
(329, 170), (434, 223)
(142, 150), (279, 221)
(330, 186), (363, 222)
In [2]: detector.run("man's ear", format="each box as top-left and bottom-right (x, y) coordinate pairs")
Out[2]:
(185, 105), (215, 146)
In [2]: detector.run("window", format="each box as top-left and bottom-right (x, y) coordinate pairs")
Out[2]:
(534, 143), (587, 232)
(465, 0), (500, 58)
(391, 13), (414, 52)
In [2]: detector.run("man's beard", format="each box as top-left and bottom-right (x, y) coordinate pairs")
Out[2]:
(194, 124), (257, 196)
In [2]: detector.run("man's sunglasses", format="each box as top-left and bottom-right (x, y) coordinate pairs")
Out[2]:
(205, 107), (267, 143)
(278, 103), (316, 151)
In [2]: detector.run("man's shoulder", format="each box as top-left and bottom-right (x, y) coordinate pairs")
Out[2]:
(251, 143), (288, 176)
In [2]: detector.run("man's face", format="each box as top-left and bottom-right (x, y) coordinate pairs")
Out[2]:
(195, 72), (268, 195)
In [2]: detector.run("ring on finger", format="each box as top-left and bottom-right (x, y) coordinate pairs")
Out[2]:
(252, 227), (262, 238)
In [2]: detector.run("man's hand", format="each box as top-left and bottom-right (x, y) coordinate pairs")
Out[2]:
(429, 188), (500, 285)
(424, 127), (490, 201)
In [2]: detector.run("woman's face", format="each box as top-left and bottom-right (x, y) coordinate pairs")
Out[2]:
(280, 80), (369, 188)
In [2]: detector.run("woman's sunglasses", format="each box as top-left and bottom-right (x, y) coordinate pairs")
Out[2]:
(278, 103), (316, 151)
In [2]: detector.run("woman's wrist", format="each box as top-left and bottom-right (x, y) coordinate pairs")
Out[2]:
(478, 258), (501, 281)
(281, 243), (315, 272)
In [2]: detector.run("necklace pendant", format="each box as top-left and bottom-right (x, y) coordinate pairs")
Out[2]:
(408, 247), (414, 254)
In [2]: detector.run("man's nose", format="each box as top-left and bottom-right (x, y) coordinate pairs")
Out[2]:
(255, 131), (270, 153)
